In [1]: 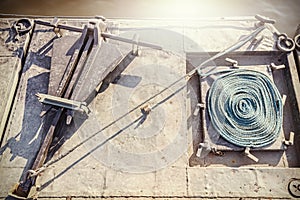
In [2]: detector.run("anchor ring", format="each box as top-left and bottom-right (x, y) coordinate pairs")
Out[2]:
(288, 178), (300, 198)
(276, 33), (295, 52)
(294, 34), (300, 51)
(13, 18), (33, 35)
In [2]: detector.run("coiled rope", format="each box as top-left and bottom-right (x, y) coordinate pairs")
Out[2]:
(207, 69), (283, 148)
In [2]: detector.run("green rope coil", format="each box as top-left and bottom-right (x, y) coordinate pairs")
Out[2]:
(207, 69), (283, 148)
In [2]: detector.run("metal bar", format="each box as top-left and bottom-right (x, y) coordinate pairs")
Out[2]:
(11, 108), (63, 199)
(56, 25), (89, 97)
(32, 109), (63, 170)
(101, 32), (163, 50)
(34, 19), (83, 32)
(36, 93), (89, 113)
(65, 31), (94, 98)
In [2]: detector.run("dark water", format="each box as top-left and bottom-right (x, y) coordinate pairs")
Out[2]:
(0, 0), (299, 36)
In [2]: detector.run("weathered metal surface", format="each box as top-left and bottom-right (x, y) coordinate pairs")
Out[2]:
(49, 35), (84, 96)
(0, 16), (299, 199)
(70, 41), (123, 102)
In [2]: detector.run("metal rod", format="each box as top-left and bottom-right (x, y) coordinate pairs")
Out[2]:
(34, 19), (162, 50)
(191, 25), (266, 77)
(36, 93), (89, 113)
(34, 19), (83, 32)
(101, 32), (163, 50)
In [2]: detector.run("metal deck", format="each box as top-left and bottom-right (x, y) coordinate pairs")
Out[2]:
(0, 16), (299, 199)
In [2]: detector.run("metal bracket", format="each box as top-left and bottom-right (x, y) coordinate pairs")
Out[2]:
(196, 142), (224, 158)
(283, 131), (295, 146)
(225, 58), (239, 68)
(95, 15), (106, 21)
(140, 104), (152, 115)
(132, 33), (140, 56)
(52, 17), (63, 37)
(249, 35), (264, 51)
(282, 94), (287, 106)
(36, 93), (90, 114)
(254, 14), (276, 27)
(270, 63), (286, 70)
(193, 103), (205, 116)
(196, 142), (211, 158)
(51, 17), (59, 27)
(244, 147), (259, 162)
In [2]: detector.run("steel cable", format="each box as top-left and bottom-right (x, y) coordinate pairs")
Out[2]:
(207, 69), (283, 148)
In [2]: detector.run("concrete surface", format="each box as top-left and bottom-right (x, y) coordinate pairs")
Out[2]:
(0, 16), (299, 199)
(0, 18), (30, 142)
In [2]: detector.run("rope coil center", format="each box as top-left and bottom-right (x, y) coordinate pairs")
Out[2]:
(207, 69), (283, 148)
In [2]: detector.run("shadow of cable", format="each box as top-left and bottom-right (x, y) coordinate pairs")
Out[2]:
(39, 81), (186, 191)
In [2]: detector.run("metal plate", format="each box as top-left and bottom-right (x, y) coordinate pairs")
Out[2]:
(187, 52), (299, 167)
